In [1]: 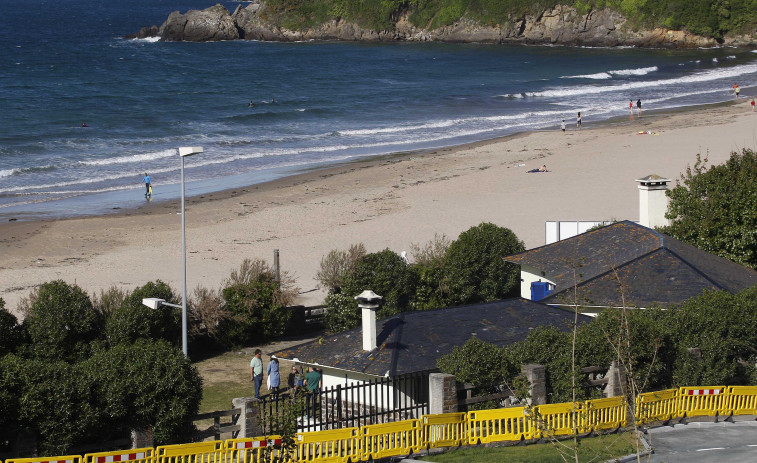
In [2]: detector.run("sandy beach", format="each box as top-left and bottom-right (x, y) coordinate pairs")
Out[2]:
(2, 99), (756, 315)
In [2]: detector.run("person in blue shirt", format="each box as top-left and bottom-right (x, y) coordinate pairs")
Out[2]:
(143, 173), (151, 196)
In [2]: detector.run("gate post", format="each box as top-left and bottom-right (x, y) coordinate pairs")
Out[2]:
(522, 364), (547, 405)
(429, 373), (457, 414)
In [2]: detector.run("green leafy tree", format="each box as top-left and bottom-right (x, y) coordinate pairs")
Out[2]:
(219, 273), (291, 347)
(342, 249), (418, 318)
(105, 280), (181, 347)
(0, 355), (22, 451)
(22, 280), (102, 362)
(0, 298), (25, 356)
(662, 150), (757, 269)
(437, 337), (518, 394)
(444, 222), (525, 305)
(87, 340), (203, 445)
(671, 288), (757, 386)
(323, 292), (361, 333)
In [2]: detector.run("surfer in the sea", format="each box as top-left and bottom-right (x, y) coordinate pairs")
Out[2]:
(248, 100), (255, 108)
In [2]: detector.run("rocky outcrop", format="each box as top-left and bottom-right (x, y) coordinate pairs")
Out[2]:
(131, 3), (754, 48)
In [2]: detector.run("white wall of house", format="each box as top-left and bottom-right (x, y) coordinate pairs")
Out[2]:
(520, 264), (556, 300)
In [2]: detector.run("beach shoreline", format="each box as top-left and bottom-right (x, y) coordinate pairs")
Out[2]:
(2, 97), (756, 316)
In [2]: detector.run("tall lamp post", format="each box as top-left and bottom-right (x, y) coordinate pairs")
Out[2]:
(142, 146), (203, 357)
(176, 146), (203, 357)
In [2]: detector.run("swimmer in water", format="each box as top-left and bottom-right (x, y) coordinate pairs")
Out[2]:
(248, 100), (255, 108)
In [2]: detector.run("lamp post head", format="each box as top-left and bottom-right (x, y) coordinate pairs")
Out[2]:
(142, 297), (166, 310)
(178, 146), (203, 157)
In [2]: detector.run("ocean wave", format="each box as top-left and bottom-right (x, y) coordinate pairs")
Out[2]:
(0, 169), (15, 178)
(131, 36), (160, 43)
(79, 149), (177, 166)
(562, 66), (658, 79)
(530, 62), (757, 98)
(497, 93), (525, 99)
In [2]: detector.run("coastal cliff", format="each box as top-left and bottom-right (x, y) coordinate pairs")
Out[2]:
(132, 2), (756, 48)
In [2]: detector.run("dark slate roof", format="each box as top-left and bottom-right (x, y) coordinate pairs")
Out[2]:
(273, 298), (589, 377)
(505, 221), (757, 307)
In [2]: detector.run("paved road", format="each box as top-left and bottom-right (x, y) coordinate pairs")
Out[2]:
(648, 421), (757, 462)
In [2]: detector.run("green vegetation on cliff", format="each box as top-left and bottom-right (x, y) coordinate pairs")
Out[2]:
(259, 0), (757, 39)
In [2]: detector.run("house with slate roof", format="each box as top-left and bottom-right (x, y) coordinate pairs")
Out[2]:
(274, 298), (590, 389)
(505, 220), (757, 311)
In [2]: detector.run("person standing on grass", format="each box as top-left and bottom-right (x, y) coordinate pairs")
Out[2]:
(304, 366), (322, 394)
(267, 355), (280, 398)
(250, 349), (263, 400)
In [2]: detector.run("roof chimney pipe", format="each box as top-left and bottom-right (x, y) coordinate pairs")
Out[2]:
(636, 174), (671, 229)
(355, 290), (383, 352)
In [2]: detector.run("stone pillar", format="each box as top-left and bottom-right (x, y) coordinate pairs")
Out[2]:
(233, 397), (261, 438)
(604, 361), (628, 398)
(130, 429), (153, 449)
(429, 373), (457, 415)
(522, 364), (547, 405)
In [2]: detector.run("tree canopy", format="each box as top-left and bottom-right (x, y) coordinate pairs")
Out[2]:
(662, 149), (757, 270)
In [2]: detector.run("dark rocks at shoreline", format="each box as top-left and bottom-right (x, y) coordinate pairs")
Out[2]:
(128, 3), (756, 48)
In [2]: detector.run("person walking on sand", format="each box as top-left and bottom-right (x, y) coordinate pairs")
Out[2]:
(250, 349), (263, 400)
(143, 173), (151, 197)
(576, 112), (582, 129)
(751, 98), (755, 112)
(266, 355), (280, 398)
(733, 83), (740, 98)
(636, 99), (642, 116)
(560, 120), (566, 132)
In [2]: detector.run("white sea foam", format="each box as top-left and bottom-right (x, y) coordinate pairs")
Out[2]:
(530, 63), (757, 98)
(79, 149), (177, 166)
(713, 58), (719, 63)
(562, 66), (658, 79)
(132, 36), (160, 43)
(0, 169), (15, 178)
(727, 55), (736, 59)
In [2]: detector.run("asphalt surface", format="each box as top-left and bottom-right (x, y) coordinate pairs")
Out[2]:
(647, 420), (757, 462)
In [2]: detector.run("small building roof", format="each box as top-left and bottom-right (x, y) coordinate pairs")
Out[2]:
(505, 221), (757, 307)
(273, 298), (589, 377)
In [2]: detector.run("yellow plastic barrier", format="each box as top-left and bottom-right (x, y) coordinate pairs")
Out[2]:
(361, 419), (420, 461)
(727, 386), (757, 416)
(296, 427), (360, 463)
(225, 436), (285, 463)
(635, 388), (678, 424)
(467, 406), (531, 444)
(420, 413), (467, 449)
(585, 397), (627, 432)
(156, 441), (224, 463)
(6, 456), (83, 463)
(678, 386), (727, 417)
(531, 403), (585, 438)
(84, 449), (153, 463)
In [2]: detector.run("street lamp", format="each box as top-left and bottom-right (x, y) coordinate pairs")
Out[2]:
(142, 146), (202, 357)
(177, 146), (202, 356)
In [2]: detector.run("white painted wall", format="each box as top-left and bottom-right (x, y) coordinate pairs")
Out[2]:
(520, 264), (556, 300)
(545, 221), (615, 245)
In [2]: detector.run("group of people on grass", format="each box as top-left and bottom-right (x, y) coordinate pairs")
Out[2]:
(249, 349), (322, 400)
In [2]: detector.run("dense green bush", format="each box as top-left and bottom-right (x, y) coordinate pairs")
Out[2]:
(444, 223), (525, 306)
(437, 337), (519, 394)
(0, 299), (25, 356)
(662, 150), (757, 270)
(323, 292), (361, 333)
(219, 273), (291, 348)
(22, 280), (102, 362)
(105, 280), (181, 347)
(342, 249), (419, 318)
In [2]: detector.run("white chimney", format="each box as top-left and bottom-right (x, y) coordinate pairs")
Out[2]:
(354, 290), (383, 352)
(636, 174), (671, 228)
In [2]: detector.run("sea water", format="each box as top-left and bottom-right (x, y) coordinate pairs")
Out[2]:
(1, 0), (756, 220)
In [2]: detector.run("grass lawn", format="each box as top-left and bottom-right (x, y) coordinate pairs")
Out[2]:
(422, 432), (640, 463)
(195, 350), (254, 413)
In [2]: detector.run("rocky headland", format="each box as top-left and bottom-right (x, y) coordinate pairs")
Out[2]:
(131, 2), (757, 48)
